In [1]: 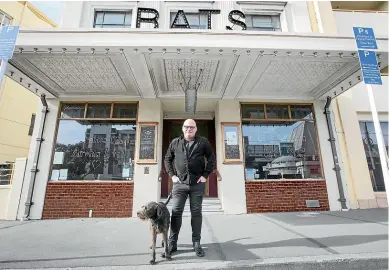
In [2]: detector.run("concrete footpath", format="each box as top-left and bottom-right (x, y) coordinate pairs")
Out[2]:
(0, 209), (388, 270)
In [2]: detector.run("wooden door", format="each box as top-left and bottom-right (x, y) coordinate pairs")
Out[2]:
(161, 119), (218, 197)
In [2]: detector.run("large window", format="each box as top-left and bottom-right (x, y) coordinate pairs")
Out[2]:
(245, 14), (281, 31)
(242, 104), (322, 180)
(359, 121), (388, 192)
(50, 103), (137, 181)
(170, 12), (207, 29)
(0, 10), (12, 26)
(94, 10), (132, 28)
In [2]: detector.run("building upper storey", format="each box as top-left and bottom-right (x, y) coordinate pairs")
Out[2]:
(60, 1), (314, 33)
(331, 1), (388, 36)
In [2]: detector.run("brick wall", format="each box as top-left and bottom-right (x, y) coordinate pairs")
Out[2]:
(245, 180), (330, 213)
(42, 182), (134, 219)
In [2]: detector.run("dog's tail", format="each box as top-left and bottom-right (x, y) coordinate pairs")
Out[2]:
(163, 192), (172, 205)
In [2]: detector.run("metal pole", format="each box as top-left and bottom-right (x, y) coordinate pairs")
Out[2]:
(366, 84), (389, 203)
(0, 59), (8, 99)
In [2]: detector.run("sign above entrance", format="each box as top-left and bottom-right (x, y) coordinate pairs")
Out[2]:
(136, 8), (247, 30)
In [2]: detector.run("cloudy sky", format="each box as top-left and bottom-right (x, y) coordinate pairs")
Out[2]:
(31, 1), (64, 25)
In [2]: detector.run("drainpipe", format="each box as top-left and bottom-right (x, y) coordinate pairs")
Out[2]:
(22, 94), (49, 220)
(323, 96), (347, 210)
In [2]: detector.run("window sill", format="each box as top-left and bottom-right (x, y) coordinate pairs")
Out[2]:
(245, 178), (325, 182)
(48, 180), (134, 183)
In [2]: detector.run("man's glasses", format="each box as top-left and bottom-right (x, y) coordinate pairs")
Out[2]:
(183, 126), (196, 130)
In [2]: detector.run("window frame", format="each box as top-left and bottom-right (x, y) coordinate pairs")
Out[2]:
(49, 101), (138, 182)
(162, 1), (213, 29)
(93, 10), (133, 28)
(359, 120), (388, 192)
(240, 102), (324, 181)
(245, 14), (282, 32)
(82, 1), (136, 28)
(169, 11), (208, 29)
(0, 10), (13, 26)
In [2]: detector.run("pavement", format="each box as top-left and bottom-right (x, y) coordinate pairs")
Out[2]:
(0, 208), (388, 270)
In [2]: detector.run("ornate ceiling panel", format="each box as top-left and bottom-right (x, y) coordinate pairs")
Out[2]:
(164, 59), (219, 93)
(9, 53), (142, 97)
(250, 59), (347, 94)
(27, 56), (127, 93)
(235, 55), (358, 99)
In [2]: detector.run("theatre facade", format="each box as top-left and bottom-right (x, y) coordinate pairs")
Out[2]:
(5, 1), (388, 219)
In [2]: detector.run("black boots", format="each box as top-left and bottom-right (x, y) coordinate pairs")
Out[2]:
(193, 241), (204, 257)
(168, 242), (177, 254)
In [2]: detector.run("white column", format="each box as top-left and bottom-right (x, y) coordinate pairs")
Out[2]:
(17, 99), (60, 220)
(313, 99), (349, 211)
(60, 1), (84, 28)
(132, 99), (163, 217)
(336, 91), (379, 209)
(215, 100), (246, 214)
(214, 1), (236, 31)
(284, 1), (313, 32)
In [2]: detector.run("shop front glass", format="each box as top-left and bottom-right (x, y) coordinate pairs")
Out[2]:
(241, 104), (323, 180)
(49, 102), (137, 181)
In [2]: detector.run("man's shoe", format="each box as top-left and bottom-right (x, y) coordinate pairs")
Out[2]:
(168, 242), (177, 254)
(193, 241), (204, 257)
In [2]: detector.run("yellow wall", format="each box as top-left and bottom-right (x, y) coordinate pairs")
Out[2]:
(311, 1), (384, 208)
(0, 1), (56, 163)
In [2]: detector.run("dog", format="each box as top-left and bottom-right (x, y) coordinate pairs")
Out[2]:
(137, 193), (172, 265)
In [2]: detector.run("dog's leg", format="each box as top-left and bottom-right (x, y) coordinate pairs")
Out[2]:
(150, 228), (157, 265)
(161, 230), (172, 260)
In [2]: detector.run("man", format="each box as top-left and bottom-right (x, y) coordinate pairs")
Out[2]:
(164, 119), (215, 257)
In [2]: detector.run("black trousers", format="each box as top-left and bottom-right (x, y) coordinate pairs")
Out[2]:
(169, 182), (205, 244)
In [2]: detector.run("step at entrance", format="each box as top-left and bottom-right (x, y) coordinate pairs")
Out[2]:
(162, 197), (224, 216)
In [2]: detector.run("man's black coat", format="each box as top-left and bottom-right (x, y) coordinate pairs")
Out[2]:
(164, 135), (215, 185)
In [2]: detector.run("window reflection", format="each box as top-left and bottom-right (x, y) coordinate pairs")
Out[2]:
(51, 120), (136, 181)
(359, 121), (388, 191)
(243, 121), (322, 180)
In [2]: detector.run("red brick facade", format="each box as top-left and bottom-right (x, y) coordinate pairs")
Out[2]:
(42, 182), (134, 219)
(245, 180), (330, 213)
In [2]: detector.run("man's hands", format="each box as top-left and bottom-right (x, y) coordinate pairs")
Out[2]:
(172, 176), (207, 183)
(172, 175), (181, 183)
(197, 176), (207, 183)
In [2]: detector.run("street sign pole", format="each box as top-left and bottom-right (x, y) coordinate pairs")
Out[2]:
(353, 26), (389, 202)
(0, 59), (8, 87)
(0, 59), (7, 99)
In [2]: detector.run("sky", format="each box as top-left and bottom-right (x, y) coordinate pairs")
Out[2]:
(30, 1), (64, 25)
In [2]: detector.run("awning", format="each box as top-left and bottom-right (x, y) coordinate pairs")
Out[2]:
(6, 28), (388, 101)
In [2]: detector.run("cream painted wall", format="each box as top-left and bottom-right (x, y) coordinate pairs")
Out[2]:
(0, 2), (56, 28)
(335, 93), (378, 209)
(132, 99), (163, 217)
(352, 77), (389, 113)
(0, 186), (11, 219)
(316, 1), (387, 209)
(0, 2), (56, 164)
(0, 79), (39, 163)
(215, 100), (246, 214)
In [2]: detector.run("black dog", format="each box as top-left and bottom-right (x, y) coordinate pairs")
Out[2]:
(137, 193), (172, 265)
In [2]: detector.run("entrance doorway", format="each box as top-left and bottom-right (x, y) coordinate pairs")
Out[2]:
(161, 119), (218, 197)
